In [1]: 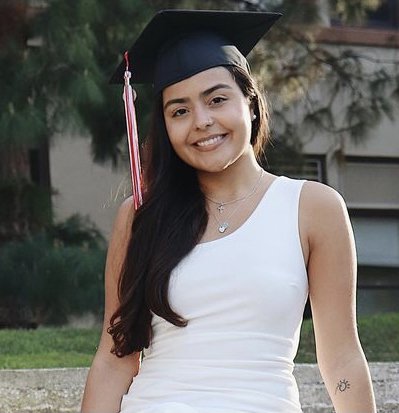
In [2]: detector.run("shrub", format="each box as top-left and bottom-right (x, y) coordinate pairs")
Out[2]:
(0, 217), (106, 327)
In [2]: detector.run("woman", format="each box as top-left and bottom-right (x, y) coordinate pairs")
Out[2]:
(81, 9), (376, 413)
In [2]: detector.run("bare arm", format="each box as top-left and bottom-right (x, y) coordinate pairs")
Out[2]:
(81, 197), (141, 413)
(302, 181), (376, 413)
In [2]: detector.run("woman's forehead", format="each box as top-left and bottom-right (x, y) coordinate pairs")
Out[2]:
(162, 66), (236, 101)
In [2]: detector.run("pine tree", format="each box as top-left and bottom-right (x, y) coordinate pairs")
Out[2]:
(0, 0), (398, 241)
(0, 0), (155, 242)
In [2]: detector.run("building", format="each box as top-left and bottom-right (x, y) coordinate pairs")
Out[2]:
(278, 0), (399, 314)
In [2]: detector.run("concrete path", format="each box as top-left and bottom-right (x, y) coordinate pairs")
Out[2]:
(0, 363), (397, 412)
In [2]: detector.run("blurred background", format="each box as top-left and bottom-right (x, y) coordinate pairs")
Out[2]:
(0, 0), (398, 343)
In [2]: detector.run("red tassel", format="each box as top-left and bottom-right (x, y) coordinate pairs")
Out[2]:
(123, 51), (143, 210)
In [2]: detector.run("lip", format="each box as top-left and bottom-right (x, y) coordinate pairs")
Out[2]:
(192, 133), (228, 151)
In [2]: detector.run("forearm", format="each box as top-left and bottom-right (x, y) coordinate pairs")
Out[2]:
(81, 355), (134, 413)
(319, 352), (376, 413)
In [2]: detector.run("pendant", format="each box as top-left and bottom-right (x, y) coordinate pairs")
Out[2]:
(218, 222), (229, 233)
(217, 204), (225, 213)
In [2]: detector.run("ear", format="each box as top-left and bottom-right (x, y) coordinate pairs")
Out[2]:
(247, 96), (256, 119)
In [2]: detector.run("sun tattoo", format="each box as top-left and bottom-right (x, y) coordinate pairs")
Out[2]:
(335, 379), (351, 394)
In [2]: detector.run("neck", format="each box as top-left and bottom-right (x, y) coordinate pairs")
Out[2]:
(197, 153), (263, 202)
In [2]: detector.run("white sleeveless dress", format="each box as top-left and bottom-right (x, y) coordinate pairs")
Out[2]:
(119, 175), (309, 413)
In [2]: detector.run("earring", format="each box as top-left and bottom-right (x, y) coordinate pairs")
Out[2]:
(252, 114), (257, 121)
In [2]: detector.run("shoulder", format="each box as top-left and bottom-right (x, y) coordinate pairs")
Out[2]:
(106, 196), (136, 282)
(301, 180), (346, 211)
(300, 180), (350, 248)
(114, 196), (136, 230)
(109, 196), (136, 247)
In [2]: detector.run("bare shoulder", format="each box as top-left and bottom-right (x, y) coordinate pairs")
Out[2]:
(300, 180), (350, 248)
(114, 196), (135, 228)
(106, 196), (136, 279)
(301, 180), (346, 210)
(109, 196), (136, 242)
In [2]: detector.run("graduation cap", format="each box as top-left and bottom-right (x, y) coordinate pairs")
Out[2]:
(111, 9), (281, 209)
(111, 9), (281, 91)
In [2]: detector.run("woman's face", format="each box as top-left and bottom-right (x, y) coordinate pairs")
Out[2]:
(162, 66), (254, 173)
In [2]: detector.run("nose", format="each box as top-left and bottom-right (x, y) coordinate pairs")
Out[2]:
(193, 106), (214, 130)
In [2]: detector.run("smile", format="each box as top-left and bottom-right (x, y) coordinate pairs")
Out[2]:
(195, 134), (227, 147)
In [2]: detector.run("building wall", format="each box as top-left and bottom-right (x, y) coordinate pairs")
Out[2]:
(297, 32), (399, 315)
(50, 134), (129, 239)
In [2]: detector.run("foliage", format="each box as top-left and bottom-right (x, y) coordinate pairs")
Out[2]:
(47, 214), (106, 249)
(161, 0), (398, 164)
(1, 0), (397, 168)
(0, 0), (155, 239)
(0, 217), (106, 326)
(0, 0), (398, 239)
(29, 0), (155, 164)
(331, 0), (381, 23)
(0, 179), (51, 244)
(151, 0), (398, 170)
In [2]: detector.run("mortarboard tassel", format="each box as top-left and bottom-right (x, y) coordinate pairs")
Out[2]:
(123, 51), (143, 210)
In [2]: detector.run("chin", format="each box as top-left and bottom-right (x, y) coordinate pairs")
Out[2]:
(192, 160), (235, 174)
(179, 149), (245, 173)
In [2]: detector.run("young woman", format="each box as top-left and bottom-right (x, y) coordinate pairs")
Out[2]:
(81, 10), (376, 413)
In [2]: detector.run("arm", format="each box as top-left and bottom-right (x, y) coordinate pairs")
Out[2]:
(301, 181), (376, 413)
(81, 197), (141, 413)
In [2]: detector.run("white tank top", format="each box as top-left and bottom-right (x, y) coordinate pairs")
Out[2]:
(120, 175), (309, 413)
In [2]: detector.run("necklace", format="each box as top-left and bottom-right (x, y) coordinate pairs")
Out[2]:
(206, 170), (264, 234)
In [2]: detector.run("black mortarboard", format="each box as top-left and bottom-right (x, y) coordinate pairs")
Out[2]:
(110, 9), (281, 93)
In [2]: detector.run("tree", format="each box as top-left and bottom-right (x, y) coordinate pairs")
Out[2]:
(240, 0), (399, 172)
(0, 0), (155, 242)
(0, 0), (397, 241)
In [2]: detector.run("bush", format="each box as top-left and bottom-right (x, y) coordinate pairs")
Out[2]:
(47, 214), (106, 249)
(0, 179), (52, 244)
(0, 217), (106, 327)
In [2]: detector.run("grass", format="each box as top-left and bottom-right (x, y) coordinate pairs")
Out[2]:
(296, 312), (399, 363)
(0, 313), (398, 369)
(0, 326), (101, 369)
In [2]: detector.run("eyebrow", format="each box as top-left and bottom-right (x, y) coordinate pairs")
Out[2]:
(163, 83), (232, 111)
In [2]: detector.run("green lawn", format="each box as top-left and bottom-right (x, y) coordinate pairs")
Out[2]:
(297, 312), (399, 363)
(0, 313), (398, 369)
(0, 327), (101, 369)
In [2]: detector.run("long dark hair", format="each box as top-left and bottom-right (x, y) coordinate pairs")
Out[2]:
(108, 65), (270, 357)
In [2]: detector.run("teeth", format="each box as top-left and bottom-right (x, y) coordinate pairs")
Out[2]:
(196, 135), (224, 147)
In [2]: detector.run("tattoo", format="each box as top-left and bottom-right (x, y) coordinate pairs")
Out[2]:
(335, 379), (351, 394)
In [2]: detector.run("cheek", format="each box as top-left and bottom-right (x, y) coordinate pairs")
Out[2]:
(228, 106), (252, 136)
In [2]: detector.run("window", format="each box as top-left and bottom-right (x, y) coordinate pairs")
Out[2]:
(341, 156), (399, 314)
(268, 155), (326, 182)
(352, 216), (399, 266)
(341, 159), (399, 209)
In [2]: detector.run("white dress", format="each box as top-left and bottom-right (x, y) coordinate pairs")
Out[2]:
(120, 175), (308, 413)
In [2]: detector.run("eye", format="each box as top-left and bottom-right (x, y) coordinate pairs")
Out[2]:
(210, 96), (227, 106)
(172, 108), (188, 118)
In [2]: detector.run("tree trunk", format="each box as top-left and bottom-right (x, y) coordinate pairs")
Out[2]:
(0, 145), (51, 243)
